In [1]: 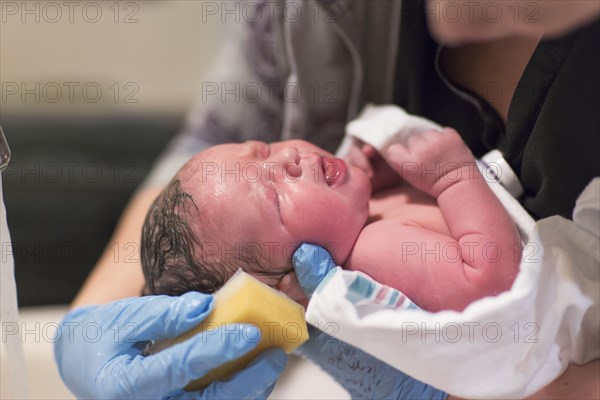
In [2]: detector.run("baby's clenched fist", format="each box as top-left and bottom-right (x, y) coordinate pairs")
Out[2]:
(385, 128), (479, 198)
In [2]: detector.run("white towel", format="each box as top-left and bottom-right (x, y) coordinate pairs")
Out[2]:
(345, 104), (443, 150)
(336, 104), (440, 158)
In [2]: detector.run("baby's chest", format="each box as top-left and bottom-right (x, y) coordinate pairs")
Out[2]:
(368, 186), (451, 236)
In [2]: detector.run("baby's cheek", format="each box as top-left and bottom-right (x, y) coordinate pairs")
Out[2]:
(284, 195), (362, 260)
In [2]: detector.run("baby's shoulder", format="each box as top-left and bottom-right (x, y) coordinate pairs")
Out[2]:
(345, 218), (424, 267)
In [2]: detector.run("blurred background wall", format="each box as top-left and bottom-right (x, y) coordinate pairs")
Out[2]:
(2, 0), (226, 116)
(1, 0), (228, 306)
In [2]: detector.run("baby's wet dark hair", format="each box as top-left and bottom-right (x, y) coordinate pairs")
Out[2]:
(140, 179), (287, 296)
(141, 179), (226, 295)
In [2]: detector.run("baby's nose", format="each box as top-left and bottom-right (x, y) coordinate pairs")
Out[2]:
(278, 147), (299, 163)
(262, 147), (301, 180)
(280, 147), (301, 178)
(270, 147), (300, 179)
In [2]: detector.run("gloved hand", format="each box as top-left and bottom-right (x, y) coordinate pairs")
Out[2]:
(54, 292), (287, 399)
(293, 243), (338, 297)
(292, 243), (448, 400)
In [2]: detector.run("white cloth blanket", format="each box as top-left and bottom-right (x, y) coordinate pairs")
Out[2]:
(308, 104), (600, 399)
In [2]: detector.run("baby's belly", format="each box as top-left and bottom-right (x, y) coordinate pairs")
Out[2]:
(368, 184), (451, 236)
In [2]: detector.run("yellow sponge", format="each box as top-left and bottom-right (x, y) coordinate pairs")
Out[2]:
(149, 270), (309, 390)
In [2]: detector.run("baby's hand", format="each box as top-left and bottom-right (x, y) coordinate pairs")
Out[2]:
(345, 139), (403, 193)
(344, 139), (374, 178)
(385, 128), (478, 198)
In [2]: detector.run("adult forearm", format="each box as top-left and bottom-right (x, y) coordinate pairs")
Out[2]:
(71, 186), (163, 308)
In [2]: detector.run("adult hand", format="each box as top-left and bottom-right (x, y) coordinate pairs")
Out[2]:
(292, 243), (447, 400)
(54, 292), (287, 399)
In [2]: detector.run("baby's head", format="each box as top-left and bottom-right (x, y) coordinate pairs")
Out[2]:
(141, 140), (370, 300)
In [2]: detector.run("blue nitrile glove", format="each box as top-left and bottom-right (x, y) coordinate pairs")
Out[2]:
(54, 292), (287, 399)
(293, 243), (339, 297)
(293, 244), (448, 400)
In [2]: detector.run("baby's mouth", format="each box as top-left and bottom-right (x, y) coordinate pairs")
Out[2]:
(322, 157), (347, 186)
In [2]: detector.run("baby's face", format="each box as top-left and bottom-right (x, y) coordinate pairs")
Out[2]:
(177, 139), (371, 282)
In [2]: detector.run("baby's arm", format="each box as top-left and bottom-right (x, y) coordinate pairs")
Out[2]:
(346, 129), (521, 311)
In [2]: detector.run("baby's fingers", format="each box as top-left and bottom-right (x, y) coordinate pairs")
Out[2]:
(345, 144), (373, 178)
(361, 143), (377, 158)
(422, 129), (443, 142)
(386, 143), (410, 168)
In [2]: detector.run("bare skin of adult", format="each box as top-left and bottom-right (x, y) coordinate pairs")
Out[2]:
(73, 1), (600, 398)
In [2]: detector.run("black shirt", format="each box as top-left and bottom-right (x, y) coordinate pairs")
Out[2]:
(394, 0), (600, 220)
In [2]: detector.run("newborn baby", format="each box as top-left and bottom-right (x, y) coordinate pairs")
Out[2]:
(141, 129), (521, 312)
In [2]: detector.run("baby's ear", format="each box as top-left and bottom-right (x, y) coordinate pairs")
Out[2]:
(277, 271), (309, 309)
